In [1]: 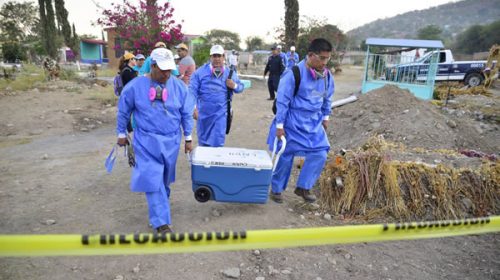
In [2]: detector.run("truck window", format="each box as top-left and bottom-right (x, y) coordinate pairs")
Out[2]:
(439, 52), (446, 63)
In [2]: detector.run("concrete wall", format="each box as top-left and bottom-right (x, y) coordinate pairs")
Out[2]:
(80, 42), (102, 64)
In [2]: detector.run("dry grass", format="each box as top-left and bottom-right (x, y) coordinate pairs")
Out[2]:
(434, 82), (492, 100)
(0, 64), (45, 91)
(97, 67), (118, 78)
(334, 65), (364, 83)
(87, 86), (117, 106)
(319, 137), (499, 221)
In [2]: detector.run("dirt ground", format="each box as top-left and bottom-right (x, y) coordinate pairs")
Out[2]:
(0, 67), (498, 280)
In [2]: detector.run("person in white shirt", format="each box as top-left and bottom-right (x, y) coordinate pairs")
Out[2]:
(228, 50), (239, 72)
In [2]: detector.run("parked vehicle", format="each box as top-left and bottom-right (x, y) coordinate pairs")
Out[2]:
(385, 49), (496, 87)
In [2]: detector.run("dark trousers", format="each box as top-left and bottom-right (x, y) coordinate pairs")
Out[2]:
(267, 75), (280, 100)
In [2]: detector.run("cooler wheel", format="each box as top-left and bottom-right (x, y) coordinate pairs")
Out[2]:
(194, 186), (212, 203)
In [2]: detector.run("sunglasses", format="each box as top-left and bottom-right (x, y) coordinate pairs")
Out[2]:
(211, 54), (223, 58)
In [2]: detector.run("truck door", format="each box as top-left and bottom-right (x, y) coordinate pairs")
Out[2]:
(436, 52), (450, 79)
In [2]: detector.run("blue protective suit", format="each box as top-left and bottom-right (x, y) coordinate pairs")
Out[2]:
(116, 75), (194, 228)
(189, 63), (244, 147)
(279, 52), (288, 68)
(141, 56), (152, 75)
(286, 52), (300, 69)
(133, 64), (147, 76)
(267, 60), (334, 193)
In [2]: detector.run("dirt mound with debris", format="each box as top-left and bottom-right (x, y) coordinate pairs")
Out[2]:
(319, 137), (499, 221)
(327, 85), (498, 154)
(321, 85), (499, 221)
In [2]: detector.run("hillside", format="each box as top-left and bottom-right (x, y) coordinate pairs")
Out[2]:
(347, 0), (500, 45)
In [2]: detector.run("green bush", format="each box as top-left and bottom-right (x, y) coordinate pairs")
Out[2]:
(59, 68), (78, 81)
(192, 44), (210, 67)
(2, 42), (27, 62)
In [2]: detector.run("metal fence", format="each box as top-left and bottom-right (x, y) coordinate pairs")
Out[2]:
(365, 52), (440, 86)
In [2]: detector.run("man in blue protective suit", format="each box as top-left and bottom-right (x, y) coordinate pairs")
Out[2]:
(189, 44), (245, 147)
(277, 44), (288, 69)
(116, 47), (195, 234)
(285, 46), (299, 70)
(267, 38), (334, 204)
(264, 45), (286, 101)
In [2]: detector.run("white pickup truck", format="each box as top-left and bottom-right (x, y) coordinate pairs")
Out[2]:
(385, 49), (495, 87)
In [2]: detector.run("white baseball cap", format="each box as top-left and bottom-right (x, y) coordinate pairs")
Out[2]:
(150, 48), (176, 70)
(277, 45), (282, 49)
(290, 46), (296, 51)
(210, 45), (225, 55)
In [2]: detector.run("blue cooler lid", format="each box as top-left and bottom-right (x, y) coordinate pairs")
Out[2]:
(191, 147), (272, 170)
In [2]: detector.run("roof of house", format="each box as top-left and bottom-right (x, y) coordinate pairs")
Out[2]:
(81, 38), (107, 45)
(366, 38), (444, 49)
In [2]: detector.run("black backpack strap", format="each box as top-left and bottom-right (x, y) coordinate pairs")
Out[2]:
(272, 66), (301, 115)
(226, 69), (235, 134)
(120, 66), (131, 74)
(227, 69), (234, 99)
(292, 65), (300, 96)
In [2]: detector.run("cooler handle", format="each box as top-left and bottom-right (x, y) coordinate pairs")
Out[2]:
(271, 136), (286, 172)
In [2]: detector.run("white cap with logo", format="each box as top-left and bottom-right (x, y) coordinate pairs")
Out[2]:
(210, 45), (225, 55)
(150, 48), (176, 70)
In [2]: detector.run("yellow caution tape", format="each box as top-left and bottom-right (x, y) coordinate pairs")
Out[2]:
(0, 216), (498, 257)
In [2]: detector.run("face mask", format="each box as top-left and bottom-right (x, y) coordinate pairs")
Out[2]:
(149, 85), (168, 102)
(211, 64), (224, 78)
(309, 68), (328, 80)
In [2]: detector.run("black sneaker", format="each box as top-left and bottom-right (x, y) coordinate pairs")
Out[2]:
(156, 224), (173, 234)
(294, 188), (317, 203)
(270, 192), (283, 203)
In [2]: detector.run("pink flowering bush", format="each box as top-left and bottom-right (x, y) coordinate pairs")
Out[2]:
(98, 0), (183, 54)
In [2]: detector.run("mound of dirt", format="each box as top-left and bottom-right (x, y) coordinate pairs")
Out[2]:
(328, 85), (498, 154)
(319, 137), (500, 221)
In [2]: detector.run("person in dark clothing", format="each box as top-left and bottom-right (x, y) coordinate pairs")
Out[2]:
(118, 53), (138, 132)
(263, 45), (286, 100)
(119, 53), (138, 85)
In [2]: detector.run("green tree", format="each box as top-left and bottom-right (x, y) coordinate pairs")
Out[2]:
(0, 1), (38, 42)
(483, 20), (500, 48)
(245, 36), (264, 51)
(284, 0), (299, 48)
(295, 17), (347, 68)
(71, 23), (80, 59)
(205, 29), (241, 51)
(453, 20), (500, 54)
(296, 17), (346, 55)
(192, 44), (210, 67)
(417, 25), (443, 40)
(38, 0), (59, 58)
(54, 0), (72, 48)
(2, 42), (27, 61)
(454, 25), (487, 54)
